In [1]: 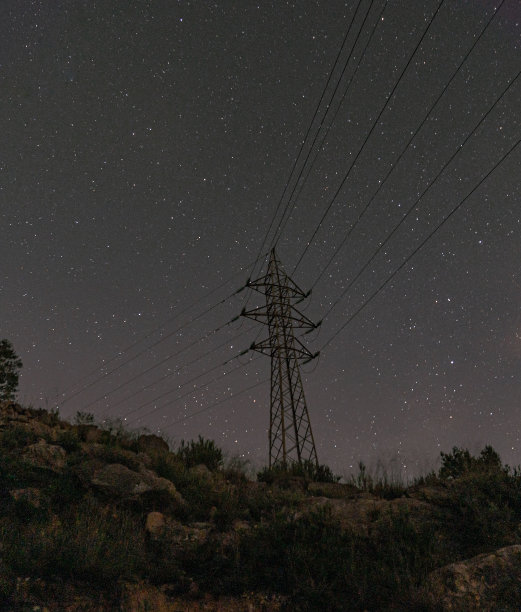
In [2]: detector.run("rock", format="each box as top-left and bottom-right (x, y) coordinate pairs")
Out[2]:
(408, 483), (451, 503)
(91, 463), (155, 497)
(145, 511), (166, 537)
(71, 457), (106, 485)
(119, 581), (173, 612)
(232, 519), (250, 532)
(423, 545), (521, 611)
(15, 419), (55, 440)
(137, 434), (169, 455)
(91, 463), (184, 507)
(82, 443), (142, 471)
(23, 441), (66, 471)
(304, 494), (433, 533)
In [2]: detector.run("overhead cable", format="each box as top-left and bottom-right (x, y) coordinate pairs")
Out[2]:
(310, 0), (506, 290)
(122, 353), (261, 427)
(320, 67), (520, 328)
(59, 255), (260, 400)
(160, 377), (269, 431)
(292, 0), (446, 274)
(273, 0), (388, 249)
(319, 135), (521, 352)
(59, 284), (246, 408)
(248, 0), (367, 280)
(100, 324), (254, 417)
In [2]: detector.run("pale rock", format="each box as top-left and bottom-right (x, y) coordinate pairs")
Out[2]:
(137, 433), (169, 455)
(91, 463), (184, 507)
(145, 511), (166, 537)
(423, 545), (521, 611)
(91, 463), (154, 497)
(23, 440), (66, 471)
(119, 581), (173, 612)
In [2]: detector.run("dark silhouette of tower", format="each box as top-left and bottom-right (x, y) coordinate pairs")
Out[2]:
(242, 249), (319, 467)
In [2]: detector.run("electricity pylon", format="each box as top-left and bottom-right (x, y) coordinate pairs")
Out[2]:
(241, 248), (319, 468)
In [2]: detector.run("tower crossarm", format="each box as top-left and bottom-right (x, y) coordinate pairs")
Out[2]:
(250, 338), (315, 361)
(239, 248), (319, 468)
(241, 305), (317, 330)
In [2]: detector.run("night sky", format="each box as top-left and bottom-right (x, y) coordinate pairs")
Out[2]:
(2, 1), (520, 477)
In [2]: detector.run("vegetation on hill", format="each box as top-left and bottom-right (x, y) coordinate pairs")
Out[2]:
(0, 339), (22, 401)
(1, 401), (521, 611)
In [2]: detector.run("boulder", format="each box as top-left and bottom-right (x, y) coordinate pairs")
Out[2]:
(90, 463), (184, 507)
(137, 434), (169, 455)
(81, 443), (143, 471)
(304, 494), (433, 533)
(14, 419), (55, 440)
(91, 463), (155, 497)
(423, 545), (521, 611)
(232, 519), (250, 532)
(119, 581), (172, 612)
(23, 440), (66, 471)
(145, 511), (166, 538)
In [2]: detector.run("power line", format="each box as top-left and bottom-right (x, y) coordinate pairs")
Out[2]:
(309, 0), (506, 291)
(122, 353), (261, 427)
(59, 284), (245, 408)
(117, 348), (254, 421)
(59, 255), (259, 399)
(319, 134), (521, 353)
(320, 67), (520, 328)
(292, 0), (446, 274)
(99, 324), (254, 417)
(241, 3), (374, 322)
(272, 0), (388, 250)
(248, 0), (367, 280)
(159, 377), (269, 431)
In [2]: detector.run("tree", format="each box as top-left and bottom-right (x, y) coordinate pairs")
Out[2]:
(0, 340), (22, 401)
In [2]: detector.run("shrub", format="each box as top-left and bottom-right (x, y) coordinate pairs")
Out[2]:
(94, 418), (138, 451)
(0, 426), (38, 451)
(437, 468), (521, 558)
(56, 429), (81, 453)
(176, 436), (223, 471)
(74, 411), (95, 425)
(45, 470), (85, 509)
(0, 496), (147, 588)
(12, 495), (48, 525)
(35, 407), (60, 427)
(190, 505), (435, 610)
(211, 488), (241, 531)
(0, 339), (22, 401)
(222, 454), (252, 485)
(349, 461), (407, 499)
(258, 460), (340, 486)
(148, 450), (185, 485)
(439, 445), (505, 479)
(0, 454), (53, 492)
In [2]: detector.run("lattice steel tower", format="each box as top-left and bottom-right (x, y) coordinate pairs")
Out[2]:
(242, 249), (319, 467)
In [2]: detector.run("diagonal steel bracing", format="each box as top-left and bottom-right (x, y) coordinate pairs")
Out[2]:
(242, 249), (319, 468)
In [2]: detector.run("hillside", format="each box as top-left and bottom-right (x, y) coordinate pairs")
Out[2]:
(1, 401), (521, 611)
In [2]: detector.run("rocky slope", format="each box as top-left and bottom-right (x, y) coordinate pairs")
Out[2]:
(1, 401), (521, 611)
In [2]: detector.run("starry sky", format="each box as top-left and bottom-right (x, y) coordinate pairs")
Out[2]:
(2, 0), (520, 477)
